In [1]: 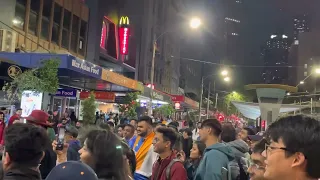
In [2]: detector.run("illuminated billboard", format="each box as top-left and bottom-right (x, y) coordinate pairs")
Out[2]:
(119, 16), (130, 55)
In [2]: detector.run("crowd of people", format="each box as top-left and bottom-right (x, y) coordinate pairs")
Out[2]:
(0, 107), (319, 180)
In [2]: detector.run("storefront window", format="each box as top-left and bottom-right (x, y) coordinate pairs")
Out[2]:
(14, 0), (27, 29)
(29, 0), (40, 35)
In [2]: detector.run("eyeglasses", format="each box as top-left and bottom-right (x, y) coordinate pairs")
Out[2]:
(265, 144), (292, 157)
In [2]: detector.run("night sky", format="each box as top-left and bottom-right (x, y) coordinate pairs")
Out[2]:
(231, 0), (319, 87)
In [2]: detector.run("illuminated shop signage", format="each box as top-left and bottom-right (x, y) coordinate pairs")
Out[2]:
(100, 21), (107, 48)
(119, 16), (130, 55)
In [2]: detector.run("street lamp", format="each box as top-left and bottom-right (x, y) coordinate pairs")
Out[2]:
(315, 68), (320, 74)
(300, 81), (304, 84)
(148, 18), (202, 116)
(221, 70), (228, 76)
(224, 77), (230, 82)
(190, 17), (201, 29)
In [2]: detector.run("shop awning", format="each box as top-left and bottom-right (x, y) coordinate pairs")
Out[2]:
(231, 101), (308, 120)
(0, 52), (141, 92)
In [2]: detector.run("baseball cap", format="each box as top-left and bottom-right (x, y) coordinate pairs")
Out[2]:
(45, 161), (98, 180)
(248, 131), (265, 142)
(65, 125), (79, 138)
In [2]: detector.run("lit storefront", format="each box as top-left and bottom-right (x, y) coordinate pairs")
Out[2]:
(0, 52), (141, 118)
(137, 87), (172, 115)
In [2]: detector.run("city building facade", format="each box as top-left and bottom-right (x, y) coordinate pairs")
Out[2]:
(261, 34), (291, 84)
(293, 14), (310, 41)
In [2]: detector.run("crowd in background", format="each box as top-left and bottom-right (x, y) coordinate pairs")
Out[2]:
(0, 107), (319, 180)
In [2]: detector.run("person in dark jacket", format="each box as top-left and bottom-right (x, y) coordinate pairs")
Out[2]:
(181, 128), (193, 158)
(25, 110), (57, 179)
(3, 123), (50, 180)
(151, 127), (187, 180)
(65, 125), (81, 161)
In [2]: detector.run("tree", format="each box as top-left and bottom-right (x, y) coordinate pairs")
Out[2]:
(81, 92), (97, 125)
(223, 92), (246, 115)
(2, 58), (60, 103)
(119, 92), (139, 119)
(153, 104), (175, 118)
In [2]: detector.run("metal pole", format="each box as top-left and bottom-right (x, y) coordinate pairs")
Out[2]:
(199, 76), (204, 122)
(214, 80), (218, 109)
(148, 35), (156, 116)
(206, 82), (211, 119)
(311, 97), (313, 114)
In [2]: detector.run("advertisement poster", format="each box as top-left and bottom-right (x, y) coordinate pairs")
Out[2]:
(20, 91), (43, 117)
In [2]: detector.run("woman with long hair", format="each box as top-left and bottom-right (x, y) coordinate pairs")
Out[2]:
(178, 141), (206, 180)
(54, 127), (128, 180)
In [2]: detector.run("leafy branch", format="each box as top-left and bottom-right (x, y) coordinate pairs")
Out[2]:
(119, 92), (139, 119)
(153, 104), (175, 117)
(2, 58), (60, 103)
(81, 92), (97, 125)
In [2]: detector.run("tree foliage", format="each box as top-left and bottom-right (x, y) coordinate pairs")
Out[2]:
(81, 92), (97, 125)
(153, 104), (175, 117)
(223, 92), (246, 115)
(119, 92), (139, 119)
(2, 58), (60, 103)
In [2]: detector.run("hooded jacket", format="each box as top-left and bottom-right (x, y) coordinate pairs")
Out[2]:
(227, 139), (249, 159)
(227, 139), (250, 171)
(194, 143), (234, 180)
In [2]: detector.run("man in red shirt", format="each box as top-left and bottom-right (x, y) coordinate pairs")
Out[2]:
(8, 108), (22, 126)
(151, 126), (187, 180)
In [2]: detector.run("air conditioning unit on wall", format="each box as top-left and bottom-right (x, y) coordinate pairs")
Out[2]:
(0, 29), (17, 52)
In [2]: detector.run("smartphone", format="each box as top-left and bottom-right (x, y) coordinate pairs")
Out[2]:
(56, 126), (65, 151)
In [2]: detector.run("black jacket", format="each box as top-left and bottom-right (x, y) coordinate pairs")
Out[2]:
(182, 137), (193, 158)
(39, 148), (56, 179)
(67, 140), (81, 161)
(3, 166), (41, 180)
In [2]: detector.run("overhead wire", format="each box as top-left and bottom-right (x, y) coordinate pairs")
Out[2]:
(178, 56), (303, 68)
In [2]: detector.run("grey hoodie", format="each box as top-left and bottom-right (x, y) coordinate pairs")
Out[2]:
(227, 139), (250, 172)
(227, 139), (249, 159)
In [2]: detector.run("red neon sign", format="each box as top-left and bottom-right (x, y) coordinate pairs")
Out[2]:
(100, 21), (107, 48)
(119, 27), (130, 55)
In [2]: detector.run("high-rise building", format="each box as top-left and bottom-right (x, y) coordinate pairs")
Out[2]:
(293, 15), (310, 41)
(261, 34), (291, 84)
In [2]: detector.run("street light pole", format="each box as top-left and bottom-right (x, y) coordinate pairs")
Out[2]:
(148, 35), (156, 116)
(199, 76), (204, 122)
(206, 82), (211, 119)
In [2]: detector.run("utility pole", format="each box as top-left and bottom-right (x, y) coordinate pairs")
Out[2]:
(199, 76), (204, 122)
(206, 82), (211, 119)
(148, 35), (156, 116)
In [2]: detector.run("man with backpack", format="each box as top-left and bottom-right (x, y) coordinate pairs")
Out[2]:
(194, 119), (235, 180)
(151, 126), (187, 180)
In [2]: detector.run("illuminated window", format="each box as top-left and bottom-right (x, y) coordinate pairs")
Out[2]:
(14, 0), (27, 29)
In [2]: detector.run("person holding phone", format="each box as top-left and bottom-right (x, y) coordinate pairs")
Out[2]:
(177, 141), (206, 180)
